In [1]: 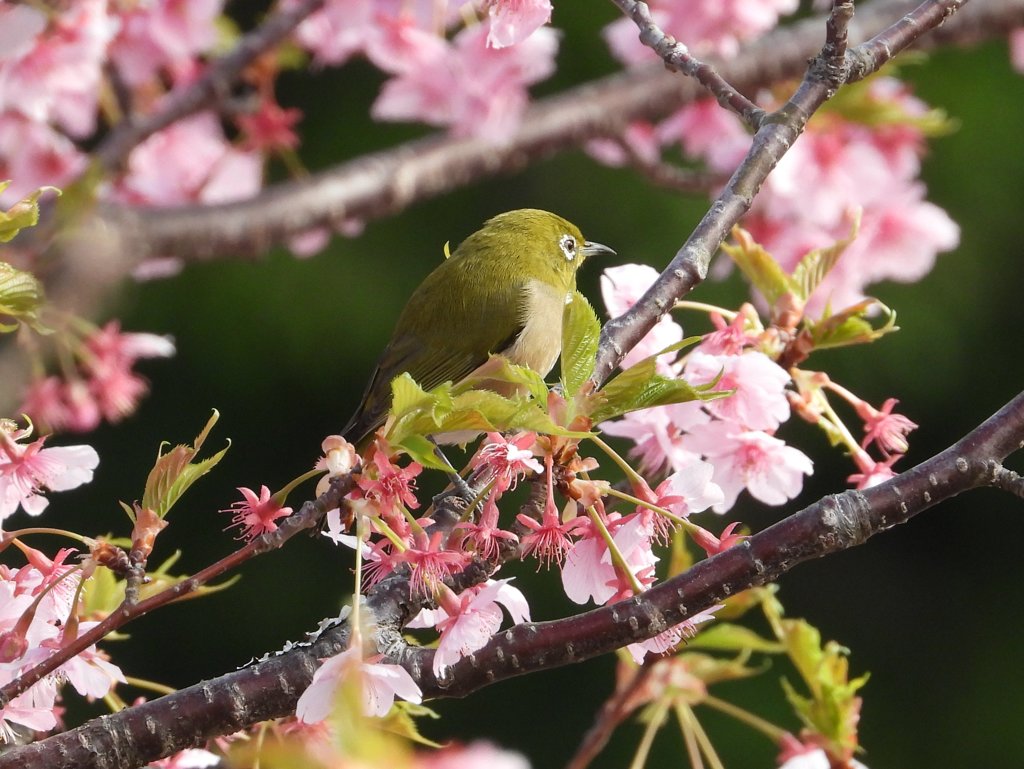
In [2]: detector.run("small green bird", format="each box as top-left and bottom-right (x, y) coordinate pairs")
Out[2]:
(342, 209), (615, 445)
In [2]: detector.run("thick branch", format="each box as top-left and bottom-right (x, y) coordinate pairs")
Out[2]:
(92, 0), (1021, 264)
(6, 387), (1023, 769)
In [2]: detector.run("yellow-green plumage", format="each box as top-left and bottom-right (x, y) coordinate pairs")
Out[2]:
(342, 209), (614, 444)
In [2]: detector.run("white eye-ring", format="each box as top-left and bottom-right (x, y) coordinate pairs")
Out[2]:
(559, 234), (577, 261)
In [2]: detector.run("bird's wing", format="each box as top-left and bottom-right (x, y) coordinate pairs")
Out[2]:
(342, 321), (521, 443)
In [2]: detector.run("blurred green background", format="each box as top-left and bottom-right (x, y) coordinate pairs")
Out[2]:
(22, 8), (1024, 769)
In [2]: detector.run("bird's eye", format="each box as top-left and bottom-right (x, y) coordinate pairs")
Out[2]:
(559, 234), (577, 261)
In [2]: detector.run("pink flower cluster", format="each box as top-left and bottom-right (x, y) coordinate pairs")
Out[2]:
(289, 0), (559, 144)
(592, 76), (959, 314)
(0, 0), (267, 208)
(600, 264), (813, 512)
(19, 321), (175, 433)
(0, 543), (124, 742)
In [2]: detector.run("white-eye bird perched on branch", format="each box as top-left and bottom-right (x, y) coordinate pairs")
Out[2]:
(342, 209), (616, 445)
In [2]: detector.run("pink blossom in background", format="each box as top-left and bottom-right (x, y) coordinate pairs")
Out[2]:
(420, 742), (531, 769)
(369, 20), (558, 144)
(584, 121), (661, 167)
(0, 4), (46, 58)
(0, 0), (118, 137)
(485, 0), (553, 48)
(290, 0), (452, 66)
(685, 420), (812, 511)
(659, 99), (752, 171)
(1012, 28), (1024, 72)
(0, 115), (86, 205)
(603, 0), (798, 64)
(738, 79), (959, 312)
(112, 113), (261, 206)
(109, 0), (223, 86)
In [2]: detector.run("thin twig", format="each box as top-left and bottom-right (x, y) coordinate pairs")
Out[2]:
(607, 0), (765, 129)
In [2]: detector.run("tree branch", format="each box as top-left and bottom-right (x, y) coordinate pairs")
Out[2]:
(91, 0), (1020, 265)
(6, 385), (1023, 769)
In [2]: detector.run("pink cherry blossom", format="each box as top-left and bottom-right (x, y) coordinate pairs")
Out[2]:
(456, 495), (519, 561)
(428, 579), (531, 676)
(847, 453), (899, 490)
(399, 530), (471, 597)
(237, 99), (303, 152)
(601, 263), (685, 373)
(1012, 28), (1024, 73)
(485, 0), (553, 48)
(684, 349), (791, 431)
(221, 486), (293, 541)
(685, 420), (812, 511)
(368, 20), (558, 144)
(80, 321), (176, 425)
(420, 742), (531, 769)
(471, 431), (542, 493)
(147, 748), (221, 769)
(358, 448), (422, 514)
(0, 425), (99, 527)
(109, 0), (223, 87)
(0, 115), (86, 205)
(658, 99), (752, 172)
(585, 121), (661, 167)
(600, 400), (708, 475)
(0, 0), (118, 137)
(561, 514), (658, 606)
(52, 622), (126, 698)
(517, 454), (586, 567)
(777, 746), (868, 769)
(113, 113), (261, 206)
(738, 85), (959, 313)
(857, 397), (917, 455)
(0, 4), (46, 59)
(297, 645), (422, 723)
(626, 604), (722, 663)
(651, 460), (724, 519)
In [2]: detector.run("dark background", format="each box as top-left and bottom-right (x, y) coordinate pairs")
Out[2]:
(20, 9), (1024, 769)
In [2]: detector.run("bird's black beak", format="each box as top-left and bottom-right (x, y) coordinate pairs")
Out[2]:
(582, 241), (616, 259)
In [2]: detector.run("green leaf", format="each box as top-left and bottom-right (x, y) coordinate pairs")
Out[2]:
(560, 291), (600, 397)
(0, 262), (46, 333)
(589, 338), (724, 424)
(791, 215), (858, 301)
(687, 622), (786, 654)
(140, 410), (229, 518)
(0, 183), (59, 243)
(722, 231), (796, 307)
(394, 434), (450, 471)
(460, 355), (550, 403)
(807, 299), (898, 350)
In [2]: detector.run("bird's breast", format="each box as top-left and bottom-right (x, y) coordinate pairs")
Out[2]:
(504, 279), (568, 377)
